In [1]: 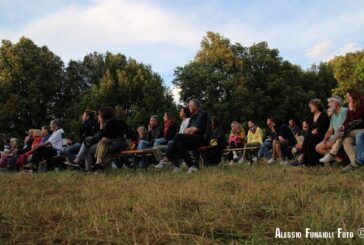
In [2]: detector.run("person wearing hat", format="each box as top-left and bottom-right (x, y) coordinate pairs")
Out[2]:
(317, 95), (347, 162)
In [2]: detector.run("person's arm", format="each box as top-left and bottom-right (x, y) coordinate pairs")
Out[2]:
(323, 127), (334, 142)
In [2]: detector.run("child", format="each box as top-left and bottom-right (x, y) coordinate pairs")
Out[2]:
(228, 121), (245, 165)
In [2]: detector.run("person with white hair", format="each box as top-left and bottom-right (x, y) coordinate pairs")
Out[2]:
(317, 95), (347, 162)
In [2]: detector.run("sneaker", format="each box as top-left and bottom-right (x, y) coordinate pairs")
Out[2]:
(280, 160), (288, 166)
(229, 160), (235, 166)
(342, 163), (359, 173)
(267, 158), (275, 164)
(319, 153), (335, 163)
(186, 166), (198, 174)
(172, 167), (181, 173)
(154, 162), (164, 169)
(252, 157), (258, 162)
(237, 157), (245, 164)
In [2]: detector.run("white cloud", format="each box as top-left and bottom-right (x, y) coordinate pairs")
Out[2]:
(306, 41), (331, 59)
(1, 0), (203, 61)
(171, 85), (181, 104)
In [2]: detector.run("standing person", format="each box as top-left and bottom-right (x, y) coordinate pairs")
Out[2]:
(64, 109), (99, 162)
(316, 96), (347, 161)
(295, 99), (330, 166)
(23, 120), (64, 171)
(167, 99), (207, 174)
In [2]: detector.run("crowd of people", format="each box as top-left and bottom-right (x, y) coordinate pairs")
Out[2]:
(1, 89), (364, 174)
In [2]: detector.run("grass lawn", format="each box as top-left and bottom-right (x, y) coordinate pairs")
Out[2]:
(1, 162), (364, 244)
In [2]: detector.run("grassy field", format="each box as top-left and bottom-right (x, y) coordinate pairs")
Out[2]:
(1, 163), (364, 244)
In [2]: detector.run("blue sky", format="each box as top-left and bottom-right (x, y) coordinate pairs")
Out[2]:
(1, 0), (363, 101)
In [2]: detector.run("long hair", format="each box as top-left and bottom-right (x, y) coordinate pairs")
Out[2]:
(347, 88), (364, 110)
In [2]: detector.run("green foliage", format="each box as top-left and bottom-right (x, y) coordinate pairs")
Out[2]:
(0, 37), (65, 138)
(0, 38), (175, 140)
(174, 32), (338, 128)
(331, 50), (364, 97)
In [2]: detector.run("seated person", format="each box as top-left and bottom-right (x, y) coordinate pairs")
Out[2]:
(258, 117), (274, 160)
(268, 118), (297, 165)
(291, 128), (305, 157)
(23, 120), (64, 170)
(228, 121), (245, 165)
(206, 116), (226, 165)
(75, 106), (136, 171)
(40, 126), (51, 144)
(16, 129), (42, 168)
(242, 120), (263, 162)
(137, 115), (163, 150)
(153, 112), (177, 168)
(0, 149), (11, 168)
(317, 96), (347, 163)
(5, 138), (21, 170)
(166, 99), (207, 174)
(288, 118), (300, 135)
(64, 109), (99, 162)
(156, 107), (191, 167)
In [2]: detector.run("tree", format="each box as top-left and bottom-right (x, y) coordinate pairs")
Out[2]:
(0, 37), (65, 138)
(173, 32), (338, 129)
(331, 50), (364, 96)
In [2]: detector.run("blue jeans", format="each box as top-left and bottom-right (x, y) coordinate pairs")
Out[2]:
(154, 138), (167, 147)
(137, 140), (150, 150)
(355, 131), (364, 165)
(258, 140), (272, 159)
(64, 143), (81, 161)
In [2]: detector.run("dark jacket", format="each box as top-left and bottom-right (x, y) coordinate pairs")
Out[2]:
(164, 123), (177, 142)
(79, 118), (99, 143)
(276, 124), (297, 146)
(147, 125), (163, 146)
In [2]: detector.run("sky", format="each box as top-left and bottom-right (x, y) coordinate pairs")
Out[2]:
(1, 0), (364, 102)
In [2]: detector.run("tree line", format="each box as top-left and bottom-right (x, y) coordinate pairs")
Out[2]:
(0, 33), (363, 139)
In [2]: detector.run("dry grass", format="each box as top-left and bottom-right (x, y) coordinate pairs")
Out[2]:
(1, 163), (364, 244)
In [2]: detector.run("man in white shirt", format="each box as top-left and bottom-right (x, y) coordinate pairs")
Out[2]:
(24, 120), (64, 170)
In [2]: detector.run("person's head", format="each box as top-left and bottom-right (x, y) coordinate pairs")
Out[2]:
(163, 112), (174, 123)
(41, 126), (49, 136)
(66, 138), (73, 145)
(231, 121), (242, 133)
(309, 99), (324, 113)
(302, 120), (309, 131)
(149, 115), (159, 128)
(10, 138), (19, 148)
(49, 119), (60, 131)
(33, 129), (42, 138)
(271, 118), (282, 130)
(98, 106), (116, 122)
(179, 107), (191, 119)
(27, 129), (34, 138)
(137, 126), (147, 137)
(247, 120), (256, 129)
(266, 117), (273, 126)
(347, 89), (364, 110)
(82, 109), (96, 122)
(188, 99), (201, 114)
(288, 119), (296, 128)
(327, 95), (343, 112)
